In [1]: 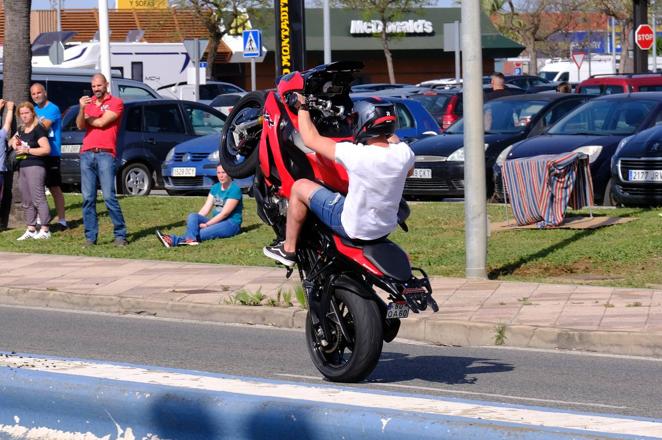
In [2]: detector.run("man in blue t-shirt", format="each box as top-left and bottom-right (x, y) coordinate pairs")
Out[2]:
(155, 164), (243, 247)
(31, 83), (67, 229)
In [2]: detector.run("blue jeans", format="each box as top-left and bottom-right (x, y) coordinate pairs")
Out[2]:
(308, 186), (350, 239)
(80, 151), (127, 243)
(170, 213), (241, 246)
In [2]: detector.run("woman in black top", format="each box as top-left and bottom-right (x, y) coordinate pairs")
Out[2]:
(10, 102), (52, 240)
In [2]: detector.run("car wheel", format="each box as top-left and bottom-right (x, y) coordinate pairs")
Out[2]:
(121, 163), (152, 196)
(602, 177), (617, 207)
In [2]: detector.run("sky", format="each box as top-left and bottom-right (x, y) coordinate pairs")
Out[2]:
(32, 0), (454, 10)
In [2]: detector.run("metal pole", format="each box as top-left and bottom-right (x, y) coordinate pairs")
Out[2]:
(611, 17), (616, 73)
(454, 21), (461, 82)
(56, 0), (62, 32)
(654, 0), (658, 72)
(323, 0), (331, 64)
(633, 0), (648, 73)
(251, 59), (256, 91)
(194, 38), (200, 101)
(98, 0), (112, 87)
(461, 0), (487, 279)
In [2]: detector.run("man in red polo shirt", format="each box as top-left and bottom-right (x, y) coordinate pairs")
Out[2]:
(75, 73), (127, 246)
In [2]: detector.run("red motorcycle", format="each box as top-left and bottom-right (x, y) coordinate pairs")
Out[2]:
(219, 61), (438, 383)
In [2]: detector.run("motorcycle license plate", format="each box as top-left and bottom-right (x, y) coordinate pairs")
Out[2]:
(386, 302), (409, 319)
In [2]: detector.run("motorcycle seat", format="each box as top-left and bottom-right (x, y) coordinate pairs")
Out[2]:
(338, 236), (412, 282)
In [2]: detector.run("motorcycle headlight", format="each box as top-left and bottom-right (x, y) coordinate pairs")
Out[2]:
(165, 147), (176, 163)
(207, 150), (219, 163)
(495, 145), (515, 167)
(573, 145), (603, 164)
(447, 143), (489, 162)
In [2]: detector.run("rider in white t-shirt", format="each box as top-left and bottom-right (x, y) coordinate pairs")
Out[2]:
(264, 95), (415, 267)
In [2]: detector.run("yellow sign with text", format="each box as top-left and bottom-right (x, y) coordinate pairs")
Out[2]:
(117, 0), (168, 9)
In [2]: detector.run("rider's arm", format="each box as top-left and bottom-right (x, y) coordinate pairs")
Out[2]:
(296, 94), (336, 161)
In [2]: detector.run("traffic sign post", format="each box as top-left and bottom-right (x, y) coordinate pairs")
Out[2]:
(572, 51), (585, 79)
(243, 30), (262, 91)
(183, 38), (209, 101)
(635, 24), (655, 51)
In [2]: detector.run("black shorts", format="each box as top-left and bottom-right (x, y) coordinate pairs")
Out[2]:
(44, 156), (62, 188)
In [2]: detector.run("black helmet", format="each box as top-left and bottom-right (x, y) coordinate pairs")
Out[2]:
(352, 98), (397, 143)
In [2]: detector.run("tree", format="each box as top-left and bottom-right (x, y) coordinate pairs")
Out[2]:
(176, 0), (270, 80)
(0, 0), (32, 230)
(592, 0), (634, 73)
(337, 0), (432, 84)
(488, 0), (583, 75)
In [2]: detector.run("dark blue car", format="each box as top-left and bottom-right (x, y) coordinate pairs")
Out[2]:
(610, 125), (662, 206)
(494, 93), (662, 205)
(405, 93), (591, 198)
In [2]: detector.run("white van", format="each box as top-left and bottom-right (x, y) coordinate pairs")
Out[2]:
(539, 57), (616, 83)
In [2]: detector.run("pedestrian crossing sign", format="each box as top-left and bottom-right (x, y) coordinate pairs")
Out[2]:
(242, 30), (261, 58)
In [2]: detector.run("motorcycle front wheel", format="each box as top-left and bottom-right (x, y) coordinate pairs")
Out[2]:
(219, 91), (266, 179)
(305, 287), (384, 383)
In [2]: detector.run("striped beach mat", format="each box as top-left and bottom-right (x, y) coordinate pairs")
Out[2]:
(502, 152), (594, 228)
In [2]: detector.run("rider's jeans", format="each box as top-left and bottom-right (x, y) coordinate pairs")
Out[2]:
(80, 151), (127, 243)
(308, 187), (350, 239)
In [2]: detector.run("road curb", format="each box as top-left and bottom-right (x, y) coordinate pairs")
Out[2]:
(0, 287), (660, 358)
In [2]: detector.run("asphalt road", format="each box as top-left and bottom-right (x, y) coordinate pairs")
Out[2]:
(0, 305), (660, 420)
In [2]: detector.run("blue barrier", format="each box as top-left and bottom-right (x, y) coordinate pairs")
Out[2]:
(0, 357), (655, 440)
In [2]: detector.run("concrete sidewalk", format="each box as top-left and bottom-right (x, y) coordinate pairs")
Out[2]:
(0, 251), (660, 357)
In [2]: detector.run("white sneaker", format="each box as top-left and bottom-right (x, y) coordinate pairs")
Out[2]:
(34, 230), (51, 240)
(17, 229), (37, 241)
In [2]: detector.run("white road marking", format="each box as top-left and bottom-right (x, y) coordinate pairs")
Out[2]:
(276, 373), (627, 409)
(2, 354), (661, 437)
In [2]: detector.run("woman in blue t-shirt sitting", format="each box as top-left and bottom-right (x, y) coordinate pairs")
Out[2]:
(156, 164), (243, 247)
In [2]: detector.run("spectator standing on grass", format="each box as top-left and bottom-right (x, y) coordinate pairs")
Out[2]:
(156, 164), (243, 248)
(0, 100), (15, 203)
(31, 83), (67, 230)
(11, 102), (52, 240)
(76, 73), (127, 247)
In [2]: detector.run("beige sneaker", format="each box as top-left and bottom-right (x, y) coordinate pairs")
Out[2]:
(17, 229), (37, 241)
(34, 230), (51, 240)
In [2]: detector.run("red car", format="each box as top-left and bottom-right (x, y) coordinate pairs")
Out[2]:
(576, 74), (662, 95)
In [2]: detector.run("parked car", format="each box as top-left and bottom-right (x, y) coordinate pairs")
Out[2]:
(0, 66), (161, 112)
(352, 96), (441, 141)
(494, 92), (662, 205)
(576, 74), (662, 95)
(59, 99), (226, 196)
(210, 92), (248, 116)
(414, 84), (525, 131)
(405, 93), (591, 198)
(500, 74), (557, 93)
(350, 83), (412, 93)
(610, 125), (662, 206)
(162, 134), (253, 195)
(157, 81), (246, 104)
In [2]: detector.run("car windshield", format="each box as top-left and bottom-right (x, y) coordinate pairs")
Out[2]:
(408, 93), (451, 118)
(539, 72), (558, 81)
(447, 99), (547, 134)
(547, 99), (658, 136)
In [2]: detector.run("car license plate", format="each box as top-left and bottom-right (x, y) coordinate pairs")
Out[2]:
(172, 167), (196, 177)
(629, 169), (662, 182)
(411, 168), (432, 179)
(386, 302), (409, 319)
(61, 144), (81, 154)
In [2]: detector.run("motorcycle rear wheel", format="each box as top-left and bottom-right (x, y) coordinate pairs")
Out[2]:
(219, 91), (266, 178)
(305, 287), (383, 383)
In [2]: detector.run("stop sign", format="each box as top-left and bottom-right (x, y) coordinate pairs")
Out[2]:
(635, 24), (655, 51)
